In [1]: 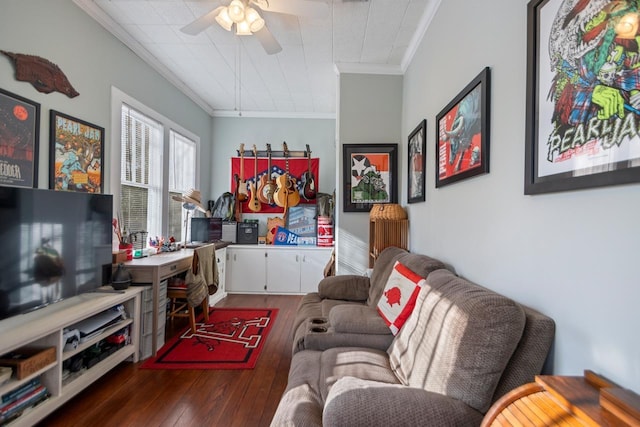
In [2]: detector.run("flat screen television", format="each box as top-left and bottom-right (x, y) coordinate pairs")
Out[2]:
(0, 187), (113, 322)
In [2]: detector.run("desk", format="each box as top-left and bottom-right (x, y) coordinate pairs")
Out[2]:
(124, 242), (230, 357)
(124, 249), (194, 357)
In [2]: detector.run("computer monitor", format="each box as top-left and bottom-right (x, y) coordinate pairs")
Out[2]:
(190, 217), (222, 243)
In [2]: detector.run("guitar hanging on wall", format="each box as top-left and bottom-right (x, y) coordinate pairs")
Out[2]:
(233, 173), (242, 222)
(273, 142), (300, 213)
(248, 144), (262, 212)
(257, 143), (276, 205)
(301, 144), (317, 201)
(236, 143), (249, 202)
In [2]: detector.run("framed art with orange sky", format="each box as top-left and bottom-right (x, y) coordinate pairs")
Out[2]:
(49, 110), (104, 193)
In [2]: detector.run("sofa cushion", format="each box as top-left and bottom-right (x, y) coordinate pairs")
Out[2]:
(387, 269), (526, 413)
(271, 348), (401, 427)
(376, 261), (426, 335)
(491, 305), (556, 401)
(323, 377), (483, 427)
(318, 274), (371, 301)
(330, 305), (391, 335)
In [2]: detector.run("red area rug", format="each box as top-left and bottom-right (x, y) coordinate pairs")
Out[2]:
(140, 307), (278, 370)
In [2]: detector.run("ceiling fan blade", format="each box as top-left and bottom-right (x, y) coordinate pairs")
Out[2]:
(255, 25), (282, 55)
(181, 6), (224, 35)
(252, 0), (329, 18)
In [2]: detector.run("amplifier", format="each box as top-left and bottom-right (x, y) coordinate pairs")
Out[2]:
(237, 222), (258, 244)
(222, 221), (237, 243)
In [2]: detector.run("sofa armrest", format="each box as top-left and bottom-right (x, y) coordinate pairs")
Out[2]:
(323, 377), (484, 427)
(329, 305), (391, 335)
(318, 275), (370, 301)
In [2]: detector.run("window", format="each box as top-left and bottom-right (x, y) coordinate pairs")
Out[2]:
(112, 88), (199, 247)
(168, 130), (197, 240)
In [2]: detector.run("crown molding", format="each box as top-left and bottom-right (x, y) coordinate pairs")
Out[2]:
(73, 0), (216, 116)
(212, 110), (336, 119)
(334, 62), (403, 75)
(401, 0), (442, 73)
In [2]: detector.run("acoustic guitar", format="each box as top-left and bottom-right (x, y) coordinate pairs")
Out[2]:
(301, 144), (317, 201)
(236, 143), (249, 202)
(273, 142), (300, 210)
(257, 143), (276, 205)
(247, 144), (262, 212)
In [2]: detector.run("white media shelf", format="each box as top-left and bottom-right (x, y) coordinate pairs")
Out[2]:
(0, 286), (142, 426)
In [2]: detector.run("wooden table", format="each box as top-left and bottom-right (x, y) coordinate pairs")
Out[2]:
(482, 370), (640, 426)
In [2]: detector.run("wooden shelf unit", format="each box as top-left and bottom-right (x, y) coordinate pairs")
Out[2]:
(369, 218), (409, 267)
(0, 287), (142, 426)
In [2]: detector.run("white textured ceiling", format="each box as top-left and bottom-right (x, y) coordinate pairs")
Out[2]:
(74, 0), (438, 118)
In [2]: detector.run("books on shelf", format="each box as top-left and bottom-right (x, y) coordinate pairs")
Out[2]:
(0, 377), (49, 423)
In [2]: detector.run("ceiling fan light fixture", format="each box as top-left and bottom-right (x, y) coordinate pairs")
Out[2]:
(245, 7), (264, 32)
(215, 7), (234, 31)
(236, 19), (252, 35)
(228, 0), (246, 23)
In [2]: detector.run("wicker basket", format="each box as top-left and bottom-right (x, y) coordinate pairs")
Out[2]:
(369, 203), (407, 220)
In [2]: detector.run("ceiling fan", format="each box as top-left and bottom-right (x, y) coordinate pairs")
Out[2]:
(181, 0), (329, 55)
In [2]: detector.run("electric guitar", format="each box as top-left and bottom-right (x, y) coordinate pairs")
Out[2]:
(236, 143), (249, 202)
(257, 143), (276, 205)
(273, 142), (300, 211)
(301, 144), (317, 201)
(248, 144), (262, 212)
(233, 173), (242, 222)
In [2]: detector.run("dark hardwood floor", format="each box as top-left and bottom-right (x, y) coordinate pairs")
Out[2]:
(40, 294), (301, 427)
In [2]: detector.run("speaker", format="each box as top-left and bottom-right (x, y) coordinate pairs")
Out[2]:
(222, 221), (237, 243)
(237, 222), (258, 244)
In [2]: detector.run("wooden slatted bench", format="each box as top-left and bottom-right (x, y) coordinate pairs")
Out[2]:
(482, 370), (640, 426)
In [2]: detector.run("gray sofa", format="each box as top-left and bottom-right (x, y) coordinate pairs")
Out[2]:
(272, 249), (555, 426)
(291, 246), (447, 353)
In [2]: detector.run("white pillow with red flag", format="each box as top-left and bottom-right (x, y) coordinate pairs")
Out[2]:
(376, 261), (426, 335)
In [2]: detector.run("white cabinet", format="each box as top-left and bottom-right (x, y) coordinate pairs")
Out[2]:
(226, 246), (268, 293)
(226, 246), (332, 294)
(0, 287), (142, 426)
(300, 250), (331, 293)
(266, 249), (301, 293)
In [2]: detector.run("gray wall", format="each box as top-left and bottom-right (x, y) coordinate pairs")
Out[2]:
(0, 0), (211, 195)
(402, 0), (640, 388)
(336, 73), (403, 274)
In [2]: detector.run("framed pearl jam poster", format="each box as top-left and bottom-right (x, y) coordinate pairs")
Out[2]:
(526, 0), (640, 194)
(49, 110), (104, 193)
(343, 143), (398, 212)
(0, 88), (40, 188)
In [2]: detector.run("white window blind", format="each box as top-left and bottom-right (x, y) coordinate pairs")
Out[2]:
(117, 95), (199, 248)
(120, 104), (163, 246)
(168, 130), (196, 241)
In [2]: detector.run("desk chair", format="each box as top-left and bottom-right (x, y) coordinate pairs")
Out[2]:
(167, 251), (209, 333)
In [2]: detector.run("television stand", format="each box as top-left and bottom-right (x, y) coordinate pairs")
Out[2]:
(0, 287), (142, 426)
